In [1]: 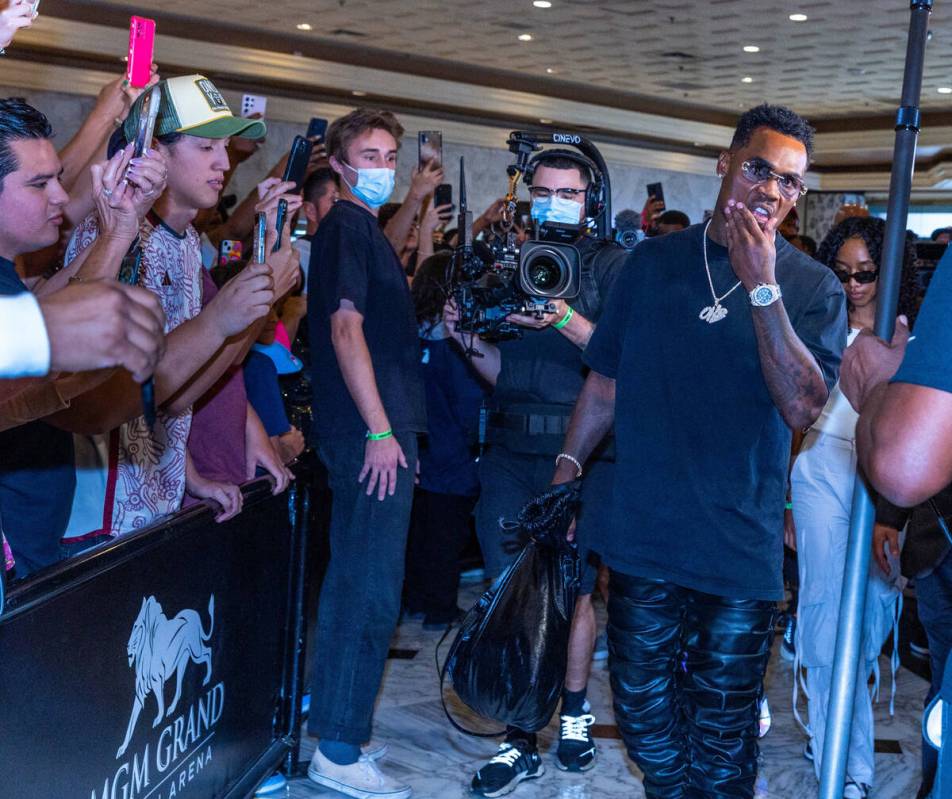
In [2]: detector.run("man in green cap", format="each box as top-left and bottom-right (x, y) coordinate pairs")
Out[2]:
(58, 74), (296, 546)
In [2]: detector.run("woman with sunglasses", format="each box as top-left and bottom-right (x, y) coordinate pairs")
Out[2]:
(788, 216), (918, 799)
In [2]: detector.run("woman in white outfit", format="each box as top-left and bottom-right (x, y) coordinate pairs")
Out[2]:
(790, 216), (918, 799)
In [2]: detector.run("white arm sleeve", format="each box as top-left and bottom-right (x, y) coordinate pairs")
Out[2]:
(0, 293), (51, 377)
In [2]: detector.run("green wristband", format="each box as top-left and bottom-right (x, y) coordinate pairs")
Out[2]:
(366, 429), (393, 441)
(785, 501), (793, 511)
(553, 306), (574, 330)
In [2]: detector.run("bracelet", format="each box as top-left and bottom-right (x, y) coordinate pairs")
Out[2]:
(366, 429), (393, 441)
(555, 453), (583, 479)
(553, 306), (574, 330)
(785, 501), (793, 511)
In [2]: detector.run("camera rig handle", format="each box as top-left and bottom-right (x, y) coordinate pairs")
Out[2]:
(506, 131), (613, 240)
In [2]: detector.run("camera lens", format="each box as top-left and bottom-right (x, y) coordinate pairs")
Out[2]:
(527, 256), (563, 292)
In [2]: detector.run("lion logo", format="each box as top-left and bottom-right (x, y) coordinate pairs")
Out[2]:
(116, 595), (215, 759)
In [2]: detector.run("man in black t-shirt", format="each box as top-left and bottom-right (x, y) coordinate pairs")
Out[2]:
(305, 108), (423, 799)
(552, 105), (846, 798)
(445, 150), (627, 795)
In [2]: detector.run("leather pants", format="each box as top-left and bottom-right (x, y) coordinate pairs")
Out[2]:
(608, 571), (777, 798)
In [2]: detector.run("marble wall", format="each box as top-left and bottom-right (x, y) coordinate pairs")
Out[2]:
(1, 85), (722, 230)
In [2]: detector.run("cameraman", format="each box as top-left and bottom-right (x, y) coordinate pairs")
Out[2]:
(445, 150), (627, 796)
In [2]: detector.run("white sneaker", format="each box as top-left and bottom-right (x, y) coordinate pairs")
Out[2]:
(362, 740), (389, 761)
(307, 748), (411, 799)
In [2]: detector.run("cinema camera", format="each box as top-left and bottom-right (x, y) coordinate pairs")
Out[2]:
(450, 131), (613, 343)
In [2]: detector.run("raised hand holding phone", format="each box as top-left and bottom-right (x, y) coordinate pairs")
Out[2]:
(0, 0), (38, 51)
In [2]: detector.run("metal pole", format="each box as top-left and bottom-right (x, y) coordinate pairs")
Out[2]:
(818, 3), (932, 797)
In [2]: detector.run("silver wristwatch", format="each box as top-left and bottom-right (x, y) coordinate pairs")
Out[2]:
(749, 283), (782, 307)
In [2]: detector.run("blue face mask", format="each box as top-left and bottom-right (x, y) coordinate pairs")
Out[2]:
(531, 195), (583, 226)
(342, 162), (395, 209)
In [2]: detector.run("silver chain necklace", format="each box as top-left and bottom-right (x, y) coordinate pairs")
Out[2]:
(700, 219), (742, 324)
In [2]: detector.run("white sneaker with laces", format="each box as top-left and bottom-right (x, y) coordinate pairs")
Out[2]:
(307, 748), (411, 799)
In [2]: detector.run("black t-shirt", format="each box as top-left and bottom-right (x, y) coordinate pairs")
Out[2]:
(584, 224), (846, 600)
(0, 256), (76, 575)
(307, 201), (426, 440)
(493, 236), (627, 409)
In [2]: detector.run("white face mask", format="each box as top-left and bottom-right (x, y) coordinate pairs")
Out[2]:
(531, 194), (583, 226)
(341, 162), (395, 208)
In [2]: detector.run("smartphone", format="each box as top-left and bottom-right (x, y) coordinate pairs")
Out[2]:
(219, 240), (243, 266)
(132, 84), (161, 158)
(515, 200), (532, 228)
(306, 117), (328, 140)
(126, 17), (156, 90)
(253, 213), (267, 265)
(435, 183), (453, 208)
(646, 182), (666, 210)
(283, 134), (313, 193)
(241, 94), (267, 119)
(418, 130), (442, 169)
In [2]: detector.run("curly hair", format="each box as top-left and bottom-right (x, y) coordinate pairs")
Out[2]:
(730, 103), (815, 161)
(411, 250), (454, 327)
(815, 216), (920, 328)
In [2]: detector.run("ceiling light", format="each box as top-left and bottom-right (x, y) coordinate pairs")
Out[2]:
(539, 118), (552, 124)
(296, 22), (313, 31)
(533, 0), (552, 7)
(352, 90), (367, 96)
(545, 67), (556, 74)
(742, 76), (754, 83)
(743, 45), (760, 53)
(939, 87), (952, 94)
(518, 33), (534, 41)
(788, 13), (808, 22)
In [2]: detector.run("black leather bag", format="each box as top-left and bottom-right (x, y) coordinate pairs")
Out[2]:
(441, 482), (581, 734)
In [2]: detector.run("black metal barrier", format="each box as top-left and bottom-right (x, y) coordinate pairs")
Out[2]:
(0, 463), (313, 799)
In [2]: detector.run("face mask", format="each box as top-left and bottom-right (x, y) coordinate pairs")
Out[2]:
(531, 194), (583, 226)
(341, 162), (395, 209)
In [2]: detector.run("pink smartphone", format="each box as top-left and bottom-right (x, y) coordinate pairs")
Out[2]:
(126, 16), (156, 89)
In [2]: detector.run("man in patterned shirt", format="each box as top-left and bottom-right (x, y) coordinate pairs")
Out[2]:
(59, 75), (294, 546)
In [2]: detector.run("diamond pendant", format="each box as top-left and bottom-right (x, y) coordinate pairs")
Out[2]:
(699, 304), (728, 324)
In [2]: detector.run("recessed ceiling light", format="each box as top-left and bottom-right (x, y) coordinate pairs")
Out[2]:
(352, 90), (367, 96)
(742, 76), (754, 83)
(939, 87), (952, 94)
(533, 0), (552, 7)
(296, 22), (313, 31)
(743, 45), (760, 53)
(545, 67), (556, 74)
(518, 33), (534, 41)
(789, 13), (808, 22)
(539, 118), (552, 124)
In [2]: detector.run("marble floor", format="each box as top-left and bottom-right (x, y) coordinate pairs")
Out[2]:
(284, 582), (929, 799)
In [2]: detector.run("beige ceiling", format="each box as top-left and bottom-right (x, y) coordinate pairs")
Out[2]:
(96, 0), (951, 120)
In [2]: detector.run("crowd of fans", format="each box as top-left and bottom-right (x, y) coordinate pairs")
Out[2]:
(4, 5), (952, 799)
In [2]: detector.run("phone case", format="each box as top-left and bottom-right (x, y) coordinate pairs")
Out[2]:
(284, 136), (313, 191)
(307, 118), (328, 140)
(126, 17), (156, 90)
(419, 131), (442, 167)
(241, 95), (267, 119)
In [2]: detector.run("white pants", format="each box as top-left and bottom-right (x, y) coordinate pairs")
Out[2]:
(791, 430), (899, 786)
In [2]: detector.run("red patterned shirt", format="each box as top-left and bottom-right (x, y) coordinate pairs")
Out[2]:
(63, 213), (204, 538)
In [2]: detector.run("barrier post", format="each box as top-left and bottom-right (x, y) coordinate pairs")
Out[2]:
(817, 2), (933, 796)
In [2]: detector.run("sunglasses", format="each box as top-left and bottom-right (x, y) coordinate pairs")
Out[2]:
(832, 268), (879, 285)
(740, 158), (808, 200)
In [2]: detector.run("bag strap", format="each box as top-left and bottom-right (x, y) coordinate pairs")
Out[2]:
(435, 624), (505, 738)
(928, 498), (952, 548)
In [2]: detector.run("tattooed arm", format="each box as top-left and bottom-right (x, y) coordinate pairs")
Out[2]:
(750, 301), (828, 429)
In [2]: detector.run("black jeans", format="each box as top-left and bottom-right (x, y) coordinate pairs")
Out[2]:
(404, 489), (476, 623)
(608, 571), (776, 799)
(308, 432), (418, 745)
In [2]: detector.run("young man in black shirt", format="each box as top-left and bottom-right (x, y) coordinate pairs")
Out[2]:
(306, 108), (424, 799)
(552, 105), (846, 798)
(445, 150), (627, 796)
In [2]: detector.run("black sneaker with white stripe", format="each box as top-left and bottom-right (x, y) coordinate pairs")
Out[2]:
(556, 712), (597, 772)
(471, 741), (544, 797)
